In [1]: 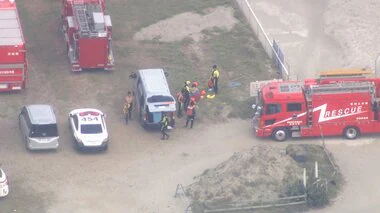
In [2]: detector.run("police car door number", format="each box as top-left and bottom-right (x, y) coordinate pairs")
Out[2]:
(81, 116), (99, 121)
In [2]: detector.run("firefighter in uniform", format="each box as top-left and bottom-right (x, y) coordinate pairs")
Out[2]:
(182, 81), (191, 111)
(160, 113), (170, 140)
(123, 91), (134, 124)
(211, 65), (220, 94)
(176, 92), (184, 117)
(185, 101), (196, 128)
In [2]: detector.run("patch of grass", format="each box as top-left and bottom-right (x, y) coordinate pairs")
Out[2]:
(286, 144), (344, 208)
(196, 22), (275, 120)
(144, 41), (196, 90)
(17, 0), (275, 123)
(131, 9), (276, 121)
(108, 0), (276, 121)
(109, 0), (231, 38)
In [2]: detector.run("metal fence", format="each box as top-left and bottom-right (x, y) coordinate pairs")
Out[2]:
(235, 0), (290, 80)
(203, 194), (307, 213)
(175, 184), (193, 213)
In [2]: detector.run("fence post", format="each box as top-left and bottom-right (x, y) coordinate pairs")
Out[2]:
(319, 124), (325, 148)
(303, 168), (307, 189)
(315, 161), (319, 179)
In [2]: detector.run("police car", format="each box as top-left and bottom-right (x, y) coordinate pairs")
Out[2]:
(68, 108), (109, 151)
(0, 168), (9, 197)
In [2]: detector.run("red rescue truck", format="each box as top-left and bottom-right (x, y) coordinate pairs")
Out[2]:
(252, 69), (380, 141)
(0, 0), (28, 92)
(61, 0), (114, 72)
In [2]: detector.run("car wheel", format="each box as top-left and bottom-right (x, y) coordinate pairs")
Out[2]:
(25, 137), (30, 151)
(75, 143), (82, 152)
(103, 144), (108, 151)
(344, 126), (359, 140)
(272, 128), (289, 142)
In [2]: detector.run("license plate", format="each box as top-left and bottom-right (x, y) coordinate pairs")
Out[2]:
(0, 84), (7, 89)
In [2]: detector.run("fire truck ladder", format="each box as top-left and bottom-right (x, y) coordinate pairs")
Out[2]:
(309, 81), (375, 95)
(73, 3), (90, 36)
(304, 88), (313, 126)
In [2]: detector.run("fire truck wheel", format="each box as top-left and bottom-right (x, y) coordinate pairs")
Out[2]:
(272, 128), (289, 142)
(343, 126), (360, 140)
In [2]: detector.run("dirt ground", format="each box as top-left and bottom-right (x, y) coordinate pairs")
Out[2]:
(2, 0), (376, 212)
(0, 1), (272, 213)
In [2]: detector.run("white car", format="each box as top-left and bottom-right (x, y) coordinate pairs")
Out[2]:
(0, 168), (9, 197)
(68, 108), (109, 151)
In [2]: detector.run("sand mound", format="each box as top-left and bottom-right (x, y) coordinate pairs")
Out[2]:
(133, 6), (238, 42)
(186, 145), (302, 204)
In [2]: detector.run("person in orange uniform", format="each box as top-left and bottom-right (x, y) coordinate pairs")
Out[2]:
(184, 101), (196, 129)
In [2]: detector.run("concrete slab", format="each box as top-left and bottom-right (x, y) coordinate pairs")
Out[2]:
(248, 0), (344, 79)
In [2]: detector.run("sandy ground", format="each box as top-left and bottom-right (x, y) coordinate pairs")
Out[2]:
(0, 118), (258, 213)
(247, 0), (380, 212)
(249, 0), (343, 79)
(309, 140), (380, 213)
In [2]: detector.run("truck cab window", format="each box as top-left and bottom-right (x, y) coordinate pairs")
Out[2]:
(287, 103), (302, 112)
(266, 104), (281, 115)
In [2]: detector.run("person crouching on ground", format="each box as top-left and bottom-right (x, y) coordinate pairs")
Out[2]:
(190, 81), (200, 98)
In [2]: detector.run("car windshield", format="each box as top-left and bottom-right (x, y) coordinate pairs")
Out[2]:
(80, 124), (103, 134)
(147, 95), (174, 103)
(30, 124), (58, 137)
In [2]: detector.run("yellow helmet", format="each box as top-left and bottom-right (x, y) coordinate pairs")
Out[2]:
(185, 81), (191, 85)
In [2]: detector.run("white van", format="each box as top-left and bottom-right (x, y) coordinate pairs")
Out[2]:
(134, 69), (176, 129)
(19, 105), (59, 150)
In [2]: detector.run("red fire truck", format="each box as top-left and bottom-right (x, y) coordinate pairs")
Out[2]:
(61, 0), (114, 72)
(252, 69), (380, 141)
(0, 0), (28, 92)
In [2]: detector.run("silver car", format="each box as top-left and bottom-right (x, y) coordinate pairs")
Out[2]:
(19, 105), (59, 150)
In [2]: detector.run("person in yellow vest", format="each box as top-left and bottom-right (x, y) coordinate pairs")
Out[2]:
(123, 91), (134, 124)
(211, 65), (220, 94)
(160, 112), (170, 140)
(184, 102), (196, 128)
(181, 81), (191, 111)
